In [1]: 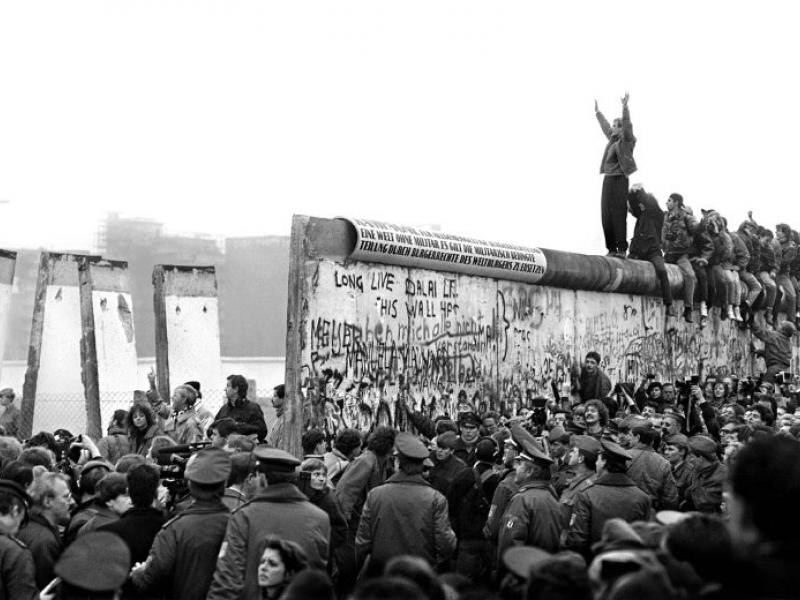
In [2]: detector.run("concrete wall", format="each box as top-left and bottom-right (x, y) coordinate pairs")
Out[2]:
(290, 216), (772, 445)
(153, 265), (223, 404)
(0, 251), (16, 381)
(303, 260), (756, 424)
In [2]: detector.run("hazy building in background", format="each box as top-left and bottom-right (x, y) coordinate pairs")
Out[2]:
(3, 213), (289, 361)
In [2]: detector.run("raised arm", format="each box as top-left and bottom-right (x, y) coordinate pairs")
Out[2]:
(595, 99), (612, 139)
(621, 92), (635, 141)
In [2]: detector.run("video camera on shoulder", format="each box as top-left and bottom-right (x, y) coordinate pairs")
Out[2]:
(156, 440), (212, 479)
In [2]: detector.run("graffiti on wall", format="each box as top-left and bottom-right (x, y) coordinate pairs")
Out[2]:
(300, 259), (767, 437)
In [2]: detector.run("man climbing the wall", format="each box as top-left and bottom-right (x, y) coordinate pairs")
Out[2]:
(596, 92), (637, 258)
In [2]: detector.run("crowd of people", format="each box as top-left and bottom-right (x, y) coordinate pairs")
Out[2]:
(597, 93), (800, 331)
(0, 355), (796, 600)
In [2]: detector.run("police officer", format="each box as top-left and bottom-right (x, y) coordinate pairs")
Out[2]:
(562, 439), (651, 557)
(51, 531), (130, 599)
(356, 432), (456, 573)
(207, 447), (330, 600)
(558, 435), (600, 527)
(0, 480), (37, 599)
(497, 425), (563, 561)
(131, 448), (233, 599)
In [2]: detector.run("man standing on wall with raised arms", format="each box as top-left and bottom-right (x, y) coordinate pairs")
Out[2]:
(596, 92), (637, 258)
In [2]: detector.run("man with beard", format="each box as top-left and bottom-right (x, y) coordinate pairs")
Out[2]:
(577, 352), (612, 403)
(596, 92), (637, 257)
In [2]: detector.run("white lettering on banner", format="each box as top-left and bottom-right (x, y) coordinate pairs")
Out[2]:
(345, 218), (548, 284)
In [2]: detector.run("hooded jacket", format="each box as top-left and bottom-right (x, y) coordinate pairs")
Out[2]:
(597, 105), (637, 176)
(627, 188), (664, 259)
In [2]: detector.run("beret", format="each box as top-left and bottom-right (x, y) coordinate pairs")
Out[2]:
(688, 435), (718, 458)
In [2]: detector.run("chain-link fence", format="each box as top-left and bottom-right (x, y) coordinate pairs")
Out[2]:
(25, 388), (278, 440)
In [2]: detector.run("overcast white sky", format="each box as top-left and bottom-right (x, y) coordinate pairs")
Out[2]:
(1, 2), (798, 255)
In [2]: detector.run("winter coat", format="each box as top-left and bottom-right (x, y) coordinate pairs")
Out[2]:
(737, 224), (762, 273)
(729, 231), (751, 271)
(0, 405), (21, 439)
(0, 534), (38, 600)
(626, 445), (679, 510)
(99, 507), (166, 565)
(627, 188), (664, 259)
(662, 206), (697, 258)
(163, 410), (205, 446)
(96, 426), (131, 466)
(207, 484), (330, 600)
(558, 470), (596, 528)
(334, 450), (390, 524)
(752, 322), (792, 370)
(776, 240), (798, 275)
(132, 499), (230, 600)
(597, 105), (637, 176)
(355, 472), (456, 569)
(759, 238), (778, 273)
(16, 513), (62, 590)
(127, 402), (163, 457)
(710, 232), (734, 267)
(448, 461), (500, 542)
(429, 454), (468, 497)
(690, 227), (715, 263)
(563, 472), (652, 556)
(308, 487), (348, 549)
(483, 469), (519, 544)
(498, 480), (563, 558)
(213, 400), (267, 442)
(684, 461), (726, 513)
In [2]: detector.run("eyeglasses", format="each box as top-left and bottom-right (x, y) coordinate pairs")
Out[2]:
(721, 428), (737, 434)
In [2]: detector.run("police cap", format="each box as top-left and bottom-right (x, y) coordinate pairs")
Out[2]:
(252, 446), (301, 473)
(55, 532), (130, 591)
(600, 439), (632, 462)
(510, 423), (553, 465)
(184, 448), (232, 484)
(394, 432), (429, 461)
(572, 435), (602, 457)
(458, 412), (481, 427)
